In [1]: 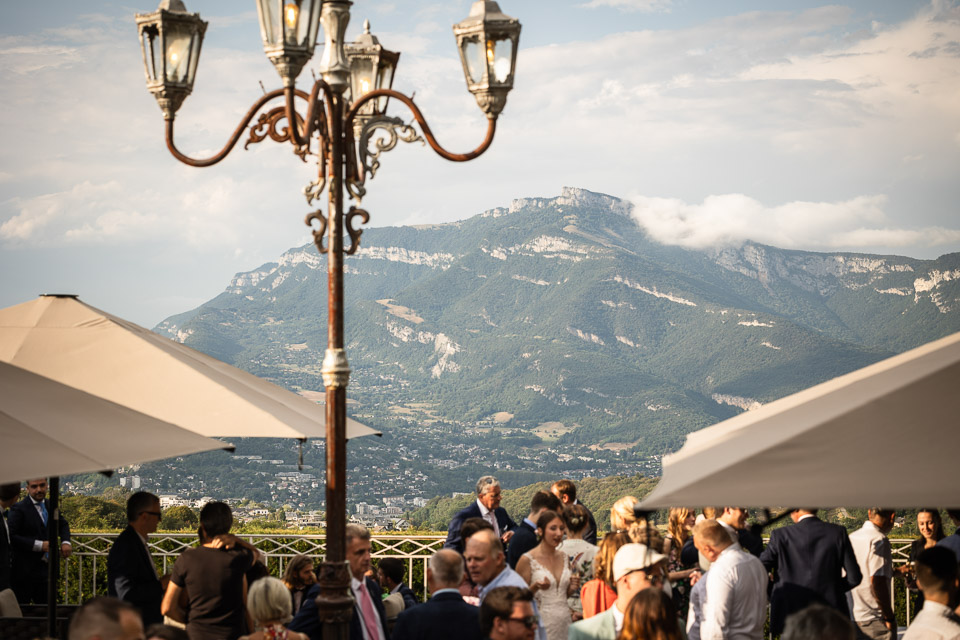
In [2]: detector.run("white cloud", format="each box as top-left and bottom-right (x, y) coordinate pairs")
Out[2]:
(629, 193), (960, 252)
(579, 0), (672, 12)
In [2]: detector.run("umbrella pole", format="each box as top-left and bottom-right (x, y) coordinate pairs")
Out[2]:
(47, 476), (60, 638)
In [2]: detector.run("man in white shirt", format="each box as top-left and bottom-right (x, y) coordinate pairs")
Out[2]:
(694, 519), (767, 640)
(902, 546), (960, 640)
(568, 543), (667, 640)
(848, 509), (897, 640)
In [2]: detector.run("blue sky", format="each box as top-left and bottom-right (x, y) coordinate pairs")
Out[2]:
(1, 0), (958, 327)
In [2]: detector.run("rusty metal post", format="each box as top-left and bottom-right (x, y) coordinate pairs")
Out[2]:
(315, 11), (354, 632)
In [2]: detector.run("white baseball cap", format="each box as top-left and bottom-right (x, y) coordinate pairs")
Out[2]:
(613, 543), (667, 582)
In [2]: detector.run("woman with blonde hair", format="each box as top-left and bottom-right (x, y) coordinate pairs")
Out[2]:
(610, 496), (639, 532)
(610, 496), (663, 552)
(240, 577), (308, 640)
(662, 508), (699, 620)
(579, 531), (630, 618)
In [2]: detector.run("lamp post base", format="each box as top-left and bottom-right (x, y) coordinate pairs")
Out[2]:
(315, 559), (354, 640)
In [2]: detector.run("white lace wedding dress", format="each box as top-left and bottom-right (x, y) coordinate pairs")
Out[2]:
(524, 551), (572, 640)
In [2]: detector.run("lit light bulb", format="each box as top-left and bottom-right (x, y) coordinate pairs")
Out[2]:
(166, 36), (191, 81)
(284, 2), (299, 29)
(359, 77), (371, 95)
(486, 39), (495, 65)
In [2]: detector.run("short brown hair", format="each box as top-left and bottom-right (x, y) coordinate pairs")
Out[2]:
(692, 519), (732, 548)
(531, 490), (562, 513)
(69, 597), (138, 640)
(345, 523), (371, 544)
(480, 586), (533, 636)
(551, 479), (577, 501)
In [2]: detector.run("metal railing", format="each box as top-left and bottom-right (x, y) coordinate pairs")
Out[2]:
(58, 534), (922, 626)
(61, 532), (446, 604)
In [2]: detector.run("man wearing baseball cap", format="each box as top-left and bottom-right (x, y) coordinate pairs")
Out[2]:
(568, 543), (667, 640)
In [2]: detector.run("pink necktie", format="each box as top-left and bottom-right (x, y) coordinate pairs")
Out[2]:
(357, 581), (381, 640)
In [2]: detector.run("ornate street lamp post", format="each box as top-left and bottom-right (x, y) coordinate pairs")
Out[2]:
(135, 1), (520, 637)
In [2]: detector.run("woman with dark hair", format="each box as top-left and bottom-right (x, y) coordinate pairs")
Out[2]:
(559, 504), (598, 621)
(161, 501), (261, 640)
(282, 555), (316, 613)
(580, 531), (630, 618)
(517, 510), (579, 640)
(899, 509), (946, 609)
(617, 588), (683, 640)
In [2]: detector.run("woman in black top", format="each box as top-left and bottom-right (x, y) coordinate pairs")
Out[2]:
(162, 502), (261, 640)
(899, 509), (946, 610)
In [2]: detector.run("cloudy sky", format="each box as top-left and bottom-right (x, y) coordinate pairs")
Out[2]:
(1, 0), (958, 327)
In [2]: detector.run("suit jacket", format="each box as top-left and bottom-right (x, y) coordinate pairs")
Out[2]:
(107, 525), (163, 626)
(396, 583), (419, 610)
(7, 497), (70, 585)
(506, 521), (537, 569)
(289, 577), (391, 640)
(0, 510), (12, 591)
(737, 527), (764, 557)
(760, 516), (862, 635)
(444, 502), (517, 553)
(568, 606), (617, 640)
(391, 591), (481, 640)
(579, 502), (598, 547)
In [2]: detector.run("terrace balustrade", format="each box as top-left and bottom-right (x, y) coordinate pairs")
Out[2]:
(51, 533), (924, 626)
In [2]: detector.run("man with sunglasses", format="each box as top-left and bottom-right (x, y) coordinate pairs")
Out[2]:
(568, 543), (668, 640)
(108, 491), (165, 626)
(481, 586), (538, 640)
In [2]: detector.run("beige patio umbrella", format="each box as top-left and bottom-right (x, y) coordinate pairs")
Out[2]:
(0, 294), (378, 441)
(1, 360), (231, 484)
(639, 330), (960, 509)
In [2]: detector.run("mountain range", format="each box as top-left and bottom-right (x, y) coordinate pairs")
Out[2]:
(154, 186), (960, 470)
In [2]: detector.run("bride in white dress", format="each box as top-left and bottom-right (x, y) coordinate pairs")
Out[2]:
(516, 510), (580, 640)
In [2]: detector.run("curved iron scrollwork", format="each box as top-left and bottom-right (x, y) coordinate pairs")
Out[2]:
(348, 115), (424, 200)
(305, 209), (329, 254)
(246, 106), (310, 162)
(345, 206), (370, 255)
(303, 176), (327, 205)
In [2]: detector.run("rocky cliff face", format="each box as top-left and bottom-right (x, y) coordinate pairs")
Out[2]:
(155, 187), (960, 453)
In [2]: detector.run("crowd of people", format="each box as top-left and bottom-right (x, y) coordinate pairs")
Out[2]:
(2, 475), (960, 640)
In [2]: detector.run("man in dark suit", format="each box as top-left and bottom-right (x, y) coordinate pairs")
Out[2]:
(289, 523), (390, 640)
(392, 549), (482, 640)
(760, 508), (863, 636)
(506, 491), (561, 569)
(377, 557), (419, 610)
(107, 491), (164, 626)
(550, 480), (598, 545)
(0, 483), (23, 617)
(7, 478), (71, 604)
(444, 476), (517, 553)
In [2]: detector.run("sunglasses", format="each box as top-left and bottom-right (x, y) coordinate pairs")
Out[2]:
(506, 616), (539, 629)
(144, 511), (163, 519)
